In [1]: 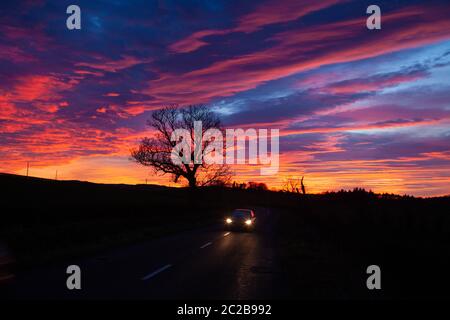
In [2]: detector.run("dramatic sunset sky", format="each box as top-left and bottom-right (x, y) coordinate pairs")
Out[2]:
(1, 0), (450, 196)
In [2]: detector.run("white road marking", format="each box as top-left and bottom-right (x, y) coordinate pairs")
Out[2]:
(200, 241), (212, 249)
(224, 232), (230, 237)
(141, 264), (172, 281)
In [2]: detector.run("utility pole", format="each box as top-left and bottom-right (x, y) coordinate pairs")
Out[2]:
(55, 170), (58, 180)
(26, 161), (29, 177)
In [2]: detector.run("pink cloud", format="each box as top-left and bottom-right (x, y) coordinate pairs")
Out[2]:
(319, 72), (427, 94)
(169, 0), (347, 53)
(235, 0), (347, 33)
(75, 55), (151, 73)
(148, 5), (450, 108)
(283, 118), (449, 136)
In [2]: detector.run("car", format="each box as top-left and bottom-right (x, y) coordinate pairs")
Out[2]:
(224, 209), (256, 230)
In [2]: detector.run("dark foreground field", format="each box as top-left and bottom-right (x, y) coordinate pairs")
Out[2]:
(1, 173), (449, 299)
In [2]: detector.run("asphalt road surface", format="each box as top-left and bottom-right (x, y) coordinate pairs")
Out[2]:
(8, 208), (289, 299)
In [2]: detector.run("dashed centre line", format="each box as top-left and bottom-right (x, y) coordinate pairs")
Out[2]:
(141, 231), (231, 280)
(141, 264), (172, 281)
(200, 241), (212, 249)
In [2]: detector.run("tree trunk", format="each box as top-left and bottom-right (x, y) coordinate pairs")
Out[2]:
(188, 176), (197, 188)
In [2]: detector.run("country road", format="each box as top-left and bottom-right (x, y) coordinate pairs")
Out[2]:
(8, 208), (290, 300)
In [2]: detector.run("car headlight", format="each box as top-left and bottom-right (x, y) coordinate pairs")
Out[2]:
(226, 218), (232, 224)
(245, 219), (252, 225)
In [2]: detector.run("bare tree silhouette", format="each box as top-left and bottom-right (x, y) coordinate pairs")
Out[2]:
(283, 176), (306, 194)
(131, 105), (232, 188)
